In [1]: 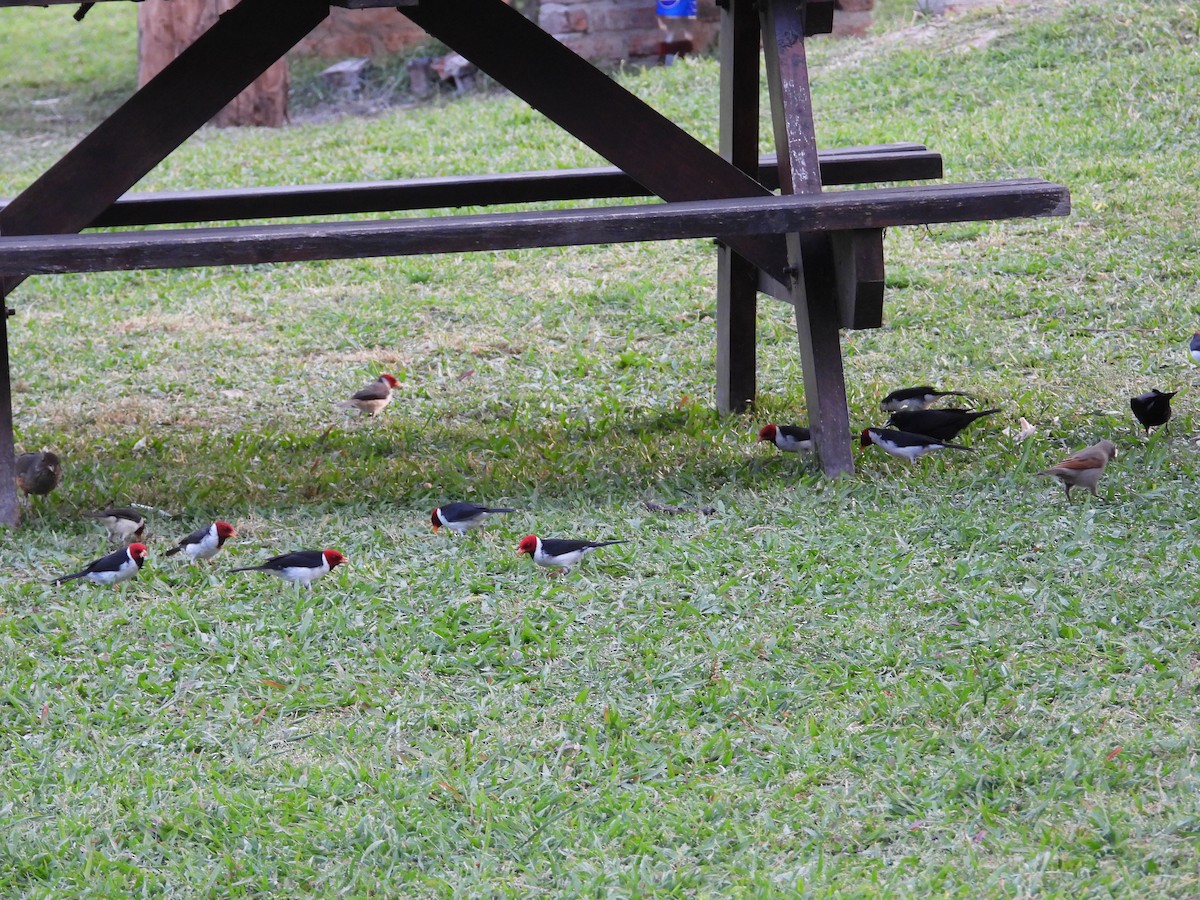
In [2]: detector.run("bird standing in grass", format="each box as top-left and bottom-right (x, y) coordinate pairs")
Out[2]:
(51, 543), (147, 587)
(757, 424), (813, 453)
(880, 386), (974, 413)
(1130, 389), (1177, 435)
(232, 549), (347, 588)
(886, 408), (1001, 443)
(1038, 439), (1117, 500)
(89, 507), (146, 543)
(516, 535), (627, 575)
(859, 427), (972, 463)
(1189, 333), (1200, 365)
(165, 521), (238, 563)
(338, 373), (399, 417)
(431, 502), (516, 535)
(15, 451), (62, 511)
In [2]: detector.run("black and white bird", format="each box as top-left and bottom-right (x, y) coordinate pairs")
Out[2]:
(757, 423), (813, 453)
(165, 521), (238, 562)
(1189, 333), (1200, 365)
(15, 450), (62, 499)
(337, 374), (399, 417)
(859, 427), (973, 463)
(88, 507), (146, 543)
(51, 543), (148, 587)
(231, 549), (346, 588)
(1130, 389), (1177, 435)
(516, 535), (627, 575)
(880, 386), (974, 413)
(886, 408), (1001, 442)
(431, 502), (516, 536)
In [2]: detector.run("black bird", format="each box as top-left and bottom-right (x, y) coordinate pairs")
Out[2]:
(880, 386), (974, 413)
(431, 502), (516, 535)
(15, 450), (62, 498)
(1130, 389), (1177, 434)
(886, 408), (1001, 442)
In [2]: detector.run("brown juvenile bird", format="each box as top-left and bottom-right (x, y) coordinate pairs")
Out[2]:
(15, 450), (62, 498)
(1037, 439), (1117, 500)
(337, 373), (399, 417)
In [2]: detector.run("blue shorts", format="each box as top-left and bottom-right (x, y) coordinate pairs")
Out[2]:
(656, 0), (697, 17)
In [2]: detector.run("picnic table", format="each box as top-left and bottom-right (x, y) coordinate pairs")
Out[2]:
(0, 0), (1070, 526)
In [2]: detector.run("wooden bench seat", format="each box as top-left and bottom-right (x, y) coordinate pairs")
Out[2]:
(0, 179), (1069, 277)
(0, 144), (943, 229)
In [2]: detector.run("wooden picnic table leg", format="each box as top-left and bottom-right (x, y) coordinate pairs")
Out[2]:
(0, 0), (329, 526)
(0, 308), (16, 527)
(715, 0), (760, 415)
(761, 0), (855, 477)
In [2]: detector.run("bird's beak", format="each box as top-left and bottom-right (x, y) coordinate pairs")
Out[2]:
(517, 548), (528, 556)
(432, 525), (440, 533)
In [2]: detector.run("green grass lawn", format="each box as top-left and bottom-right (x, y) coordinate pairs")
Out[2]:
(1, 0), (1199, 895)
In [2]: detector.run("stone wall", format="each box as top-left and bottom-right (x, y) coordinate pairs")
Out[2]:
(294, 1), (874, 65)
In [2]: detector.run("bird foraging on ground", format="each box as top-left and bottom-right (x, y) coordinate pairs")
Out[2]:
(880, 386), (974, 413)
(337, 373), (399, 416)
(431, 502), (516, 535)
(51, 542), (147, 587)
(859, 427), (973, 463)
(757, 423), (813, 453)
(15, 450), (62, 499)
(1038, 439), (1117, 500)
(1189, 333), (1200, 365)
(886, 408), (1001, 443)
(231, 549), (346, 588)
(88, 507), (146, 543)
(1130, 389), (1177, 435)
(516, 535), (627, 575)
(165, 521), (238, 562)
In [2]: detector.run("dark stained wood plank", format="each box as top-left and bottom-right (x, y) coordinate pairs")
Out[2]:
(0, 148), (944, 229)
(762, 0), (853, 477)
(0, 180), (1071, 276)
(716, 0), (762, 414)
(0, 311), (16, 527)
(400, 0), (791, 283)
(0, 0), (330, 297)
(832, 229), (885, 329)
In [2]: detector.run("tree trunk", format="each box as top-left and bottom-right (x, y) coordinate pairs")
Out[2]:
(138, 0), (289, 127)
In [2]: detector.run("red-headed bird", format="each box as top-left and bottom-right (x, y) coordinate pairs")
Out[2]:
(757, 424), (813, 453)
(52, 543), (148, 587)
(337, 374), (399, 417)
(88, 507), (146, 543)
(165, 521), (238, 562)
(232, 549), (347, 588)
(516, 535), (626, 575)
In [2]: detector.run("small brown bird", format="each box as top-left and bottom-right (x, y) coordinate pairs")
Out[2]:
(337, 373), (399, 417)
(15, 450), (62, 498)
(89, 507), (147, 543)
(1038, 439), (1118, 500)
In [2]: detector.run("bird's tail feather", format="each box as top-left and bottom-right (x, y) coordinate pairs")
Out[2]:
(164, 547), (182, 557)
(50, 572), (85, 585)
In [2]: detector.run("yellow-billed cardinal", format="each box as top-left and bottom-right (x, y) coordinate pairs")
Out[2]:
(337, 374), (399, 416)
(1038, 439), (1117, 500)
(880, 386), (974, 413)
(52, 542), (148, 586)
(431, 502), (516, 535)
(1190, 333), (1200, 364)
(1130, 389), (1177, 434)
(89, 507), (146, 543)
(860, 427), (972, 463)
(165, 521), (238, 562)
(232, 549), (346, 588)
(516, 535), (627, 575)
(886, 408), (1000, 442)
(15, 450), (61, 497)
(757, 423), (813, 453)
